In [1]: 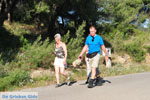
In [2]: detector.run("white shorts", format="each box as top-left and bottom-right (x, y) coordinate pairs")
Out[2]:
(54, 57), (67, 68)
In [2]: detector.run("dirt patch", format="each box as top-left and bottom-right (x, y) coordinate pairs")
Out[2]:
(145, 53), (150, 64)
(113, 54), (131, 64)
(30, 68), (52, 78)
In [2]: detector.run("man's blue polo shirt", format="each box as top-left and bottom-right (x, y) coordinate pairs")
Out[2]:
(85, 34), (104, 54)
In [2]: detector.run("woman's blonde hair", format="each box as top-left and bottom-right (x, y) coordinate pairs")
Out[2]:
(54, 33), (61, 40)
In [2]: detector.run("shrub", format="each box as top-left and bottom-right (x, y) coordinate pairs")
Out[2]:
(144, 46), (150, 54)
(0, 69), (30, 91)
(124, 43), (145, 62)
(62, 21), (86, 64)
(0, 55), (9, 78)
(0, 65), (8, 78)
(14, 35), (54, 69)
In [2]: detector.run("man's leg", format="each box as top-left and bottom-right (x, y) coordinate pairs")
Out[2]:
(87, 67), (96, 88)
(95, 67), (102, 86)
(91, 67), (96, 79)
(88, 54), (101, 88)
(85, 58), (91, 84)
(96, 67), (100, 77)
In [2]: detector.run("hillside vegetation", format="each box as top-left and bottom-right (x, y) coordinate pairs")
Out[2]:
(0, 0), (150, 91)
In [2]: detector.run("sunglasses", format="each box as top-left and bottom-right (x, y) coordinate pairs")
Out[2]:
(92, 36), (94, 42)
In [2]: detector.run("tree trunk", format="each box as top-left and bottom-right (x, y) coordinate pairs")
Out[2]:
(0, 0), (7, 29)
(47, 15), (57, 39)
(0, 0), (19, 29)
(7, 12), (10, 22)
(47, 4), (57, 40)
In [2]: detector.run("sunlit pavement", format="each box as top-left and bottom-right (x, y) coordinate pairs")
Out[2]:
(20, 72), (150, 100)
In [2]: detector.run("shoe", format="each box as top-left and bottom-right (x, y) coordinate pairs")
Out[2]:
(55, 84), (61, 88)
(88, 79), (94, 88)
(66, 77), (70, 86)
(95, 77), (102, 86)
(85, 80), (88, 84)
(85, 77), (90, 84)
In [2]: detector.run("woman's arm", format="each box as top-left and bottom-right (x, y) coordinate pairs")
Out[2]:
(62, 42), (67, 61)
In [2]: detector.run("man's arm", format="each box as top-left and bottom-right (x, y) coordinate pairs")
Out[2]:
(101, 45), (109, 62)
(79, 45), (88, 59)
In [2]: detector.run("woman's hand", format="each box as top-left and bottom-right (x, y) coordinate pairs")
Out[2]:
(63, 59), (66, 65)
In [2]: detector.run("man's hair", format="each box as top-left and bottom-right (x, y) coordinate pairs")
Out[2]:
(89, 26), (96, 30)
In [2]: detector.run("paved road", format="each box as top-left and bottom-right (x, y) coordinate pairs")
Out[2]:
(19, 72), (150, 100)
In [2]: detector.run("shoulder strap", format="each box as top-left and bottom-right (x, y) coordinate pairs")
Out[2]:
(54, 43), (56, 48)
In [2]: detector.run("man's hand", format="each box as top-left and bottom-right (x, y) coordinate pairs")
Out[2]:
(101, 45), (109, 62)
(78, 55), (82, 60)
(78, 45), (88, 60)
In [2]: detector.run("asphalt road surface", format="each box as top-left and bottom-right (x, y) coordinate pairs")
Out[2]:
(19, 72), (150, 100)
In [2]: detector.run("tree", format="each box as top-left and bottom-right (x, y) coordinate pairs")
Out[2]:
(0, 0), (20, 28)
(97, 0), (144, 36)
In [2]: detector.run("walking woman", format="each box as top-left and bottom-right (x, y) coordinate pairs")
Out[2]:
(54, 33), (70, 88)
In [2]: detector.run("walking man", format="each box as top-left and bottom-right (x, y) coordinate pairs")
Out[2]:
(79, 26), (108, 88)
(85, 48), (101, 84)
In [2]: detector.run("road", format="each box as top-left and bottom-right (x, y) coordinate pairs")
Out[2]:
(19, 72), (150, 100)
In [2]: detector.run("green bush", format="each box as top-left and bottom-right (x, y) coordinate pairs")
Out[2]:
(145, 46), (150, 53)
(62, 21), (86, 64)
(0, 55), (9, 78)
(0, 69), (30, 91)
(124, 43), (145, 62)
(0, 65), (8, 78)
(14, 35), (54, 69)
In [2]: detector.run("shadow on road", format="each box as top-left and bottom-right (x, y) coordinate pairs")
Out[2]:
(59, 81), (77, 87)
(80, 78), (111, 85)
(69, 81), (77, 86)
(102, 79), (111, 84)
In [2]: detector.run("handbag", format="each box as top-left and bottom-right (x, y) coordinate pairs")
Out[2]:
(86, 51), (99, 58)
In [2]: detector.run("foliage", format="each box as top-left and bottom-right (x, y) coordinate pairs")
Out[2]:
(4, 22), (32, 36)
(123, 43), (146, 62)
(0, 69), (30, 91)
(99, 0), (143, 36)
(14, 35), (54, 69)
(62, 21), (86, 64)
(145, 46), (150, 53)
(34, 1), (50, 14)
(0, 64), (8, 78)
(101, 64), (150, 77)
(0, 0), (150, 91)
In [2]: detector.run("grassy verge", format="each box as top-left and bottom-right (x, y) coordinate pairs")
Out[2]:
(100, 64), (150, 77)
(6, 63), (150, 91)
(1, 21), (150, 91)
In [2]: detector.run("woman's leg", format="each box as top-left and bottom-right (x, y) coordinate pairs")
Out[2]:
(60, 67), (68, 78)
(55, 66), (60, 84)
(60, 67), (70, 85)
